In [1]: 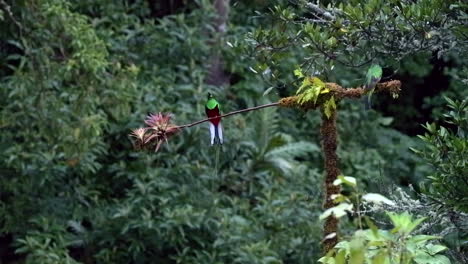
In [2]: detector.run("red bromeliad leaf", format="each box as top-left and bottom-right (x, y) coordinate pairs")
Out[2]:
(130, 112), (180, 152)
(130, 128), (147, 141)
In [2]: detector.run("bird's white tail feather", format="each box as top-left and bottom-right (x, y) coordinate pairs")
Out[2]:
(209, 123), (216, 145)
(217, 123), (223, 144)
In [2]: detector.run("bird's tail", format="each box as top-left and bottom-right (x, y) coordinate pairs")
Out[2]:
(209, 123), (216, 145)
(363, 95), (372, 110)
(209, 122), (224, 145)
(215, 123), (223, 145)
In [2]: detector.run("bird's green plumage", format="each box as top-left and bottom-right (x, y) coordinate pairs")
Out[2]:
(363, 64), (382, 110)
(366, 64), (383, 85)
(206, 98), (220, 110)
(205, 93), (223, 145)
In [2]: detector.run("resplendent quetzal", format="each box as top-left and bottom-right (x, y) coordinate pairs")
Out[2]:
(363, 64), (382, 110)
(205, 93), (223, 145)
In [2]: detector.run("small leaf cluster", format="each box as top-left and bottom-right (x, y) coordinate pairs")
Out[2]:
(412, 97), (468, 212)
(247, 0), (467, 79)
(320, 212), (451, 264)
(319, 177), (451, 264)
(319, 175), (395, 223)
(294, 69), (336, 117)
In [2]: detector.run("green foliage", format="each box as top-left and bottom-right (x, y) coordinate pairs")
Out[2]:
(96, 107), (323, 263)
(15, 218), (81, 264)
(319, 212), (451, 264)
(247, 0), (467, 78)
(294, 73), (336, 117)
(384, 187), (468, 264)
(0, 2), (324, 261)
(412, 97), (468, 212)
(245, 0), (467, 135)
(295, 76), (328, 105)
(319, 178), (451, 264)
(323, 96), (337, 119)
(335, 101), (429, 190)
(319, 175), (396, 224)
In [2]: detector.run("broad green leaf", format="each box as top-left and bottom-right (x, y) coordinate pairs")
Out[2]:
(378, 117), (393, 126)
(364, 216), (379, 237)
(406, 216), (427, 234)
(320, 203), (353, 220)
(311, 76), (325, 89)
(349, 237), (366, 264)
(249, 66), (258, 73)
(331, 194), (348, 203)
(294, 68), (304, 78)
(426, 244), (448, 255)
(409, 235), (440, 245)
(318, 256), (335, 264)
(263, 86), (275, 96)
(296, 77), (312, 95)
(432, 255), (451, 264)
(388, 212), (426, 235)
(323, 96), (337, 119)
(296, 76), (329, 105)
(335, 241), (350, 250)
(333, 175), (357, 187)
(362, 193), (396, 206)
(414, 252), (436, 264)
(372, 249), (388, 264)
(335, 248), (346, 264)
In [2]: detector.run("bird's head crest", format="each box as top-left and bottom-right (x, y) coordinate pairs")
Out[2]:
(207, 92), (213, 99)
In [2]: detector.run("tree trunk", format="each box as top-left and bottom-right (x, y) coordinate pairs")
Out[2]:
(205, 0), (230, 86)
(320, 109), (341, 253)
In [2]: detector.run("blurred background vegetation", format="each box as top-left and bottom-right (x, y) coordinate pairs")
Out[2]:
(0, 0), (466, 263)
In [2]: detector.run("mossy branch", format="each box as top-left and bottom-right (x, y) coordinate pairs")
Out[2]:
(173, 80), (402, 131)
(278, 80), (402, 110)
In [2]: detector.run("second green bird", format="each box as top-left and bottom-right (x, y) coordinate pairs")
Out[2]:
(363, 64), (383, 110)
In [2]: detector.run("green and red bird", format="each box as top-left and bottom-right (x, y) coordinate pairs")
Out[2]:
(205, 93), (223, 145)
(363, 64), (383, 110)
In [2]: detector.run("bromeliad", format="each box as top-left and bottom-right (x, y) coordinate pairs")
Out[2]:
(363, 64), (383, 110)
(205, 93), (223, 145)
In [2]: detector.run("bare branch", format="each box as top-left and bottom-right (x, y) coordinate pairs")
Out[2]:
(176, 102), (280, 129)
(0, 0), (23, 31)
(305, 3), (336, 20)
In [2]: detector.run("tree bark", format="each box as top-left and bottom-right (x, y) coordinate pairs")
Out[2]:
(205, 0), (230, 86)
(320, 109), (341, 253)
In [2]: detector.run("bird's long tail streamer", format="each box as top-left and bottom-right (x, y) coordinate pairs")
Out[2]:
(211, 144), (220, 192)
(215, 144), (220, 178)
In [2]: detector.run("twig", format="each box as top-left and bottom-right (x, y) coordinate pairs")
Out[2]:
(0, 0), (23, 31)
(175, 102), (280, 129)
(306, 3), (336, 20)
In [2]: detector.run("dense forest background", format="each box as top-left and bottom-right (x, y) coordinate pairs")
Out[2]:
(0, 0), (466, 263)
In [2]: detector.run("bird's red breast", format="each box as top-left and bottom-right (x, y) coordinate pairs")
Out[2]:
(205, 106), (221, 126)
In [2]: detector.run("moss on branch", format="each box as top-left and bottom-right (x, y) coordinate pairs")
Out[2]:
(278, 80), (402, 111)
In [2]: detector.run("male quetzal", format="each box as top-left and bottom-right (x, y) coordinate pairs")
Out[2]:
(205, 93), (223, 145)
(363, 64), (382, 110)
